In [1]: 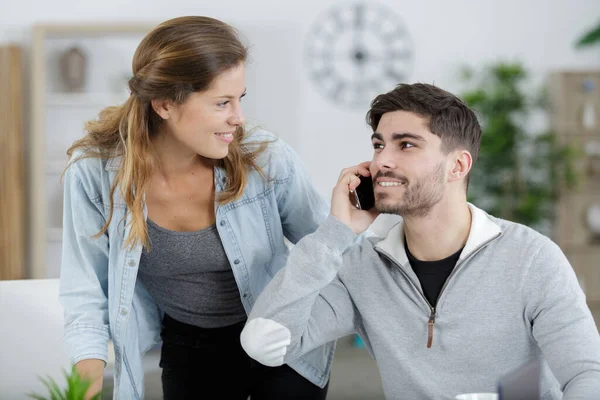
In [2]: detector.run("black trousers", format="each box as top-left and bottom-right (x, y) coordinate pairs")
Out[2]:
(160, 314), (329, 400)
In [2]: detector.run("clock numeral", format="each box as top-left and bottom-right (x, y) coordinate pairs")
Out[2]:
(388, 49), (412, 60)
(354, 82), (368, 101)
(313, 28), (336, 45)
(369, 78), (388, 96)
(381, 29), (406, 43)
(385, 68), (406, 83)
(330, 80), (347, 101)
(312, 67), (334, 82)
(329, 10), (346, 31)
(308, 50), (334, 62)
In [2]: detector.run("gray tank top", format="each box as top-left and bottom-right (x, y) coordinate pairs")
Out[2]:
(137, 219), (247, 328)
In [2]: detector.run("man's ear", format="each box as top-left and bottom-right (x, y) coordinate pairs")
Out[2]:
(449, 150), (472, 183)
(151, 99), (173, 120)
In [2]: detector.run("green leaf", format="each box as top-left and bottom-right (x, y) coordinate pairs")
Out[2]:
(39, 376), (66, 400)
(575, 21), (600, 48)
(27, 366), (102, 400)
(27, 394), (48, 400)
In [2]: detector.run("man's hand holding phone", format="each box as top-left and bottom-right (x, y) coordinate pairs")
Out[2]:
(331, 162), (380, 234)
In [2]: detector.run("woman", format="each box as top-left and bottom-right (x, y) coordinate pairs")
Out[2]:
(59, 16), (334, 400)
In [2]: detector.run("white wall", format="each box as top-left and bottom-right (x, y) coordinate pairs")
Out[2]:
(2, 0), (599, 237)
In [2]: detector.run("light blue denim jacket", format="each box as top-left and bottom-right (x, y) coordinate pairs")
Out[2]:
(59, 129), (336, 399)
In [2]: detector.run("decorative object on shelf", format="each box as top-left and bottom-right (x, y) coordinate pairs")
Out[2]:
(586, 203), (600, 239)
(60, 46), (87, 92)
(460, 62), (578, 233)
(304, 1), (414, 109)
(581, 78), (597, 130)
(584, 140), (600, 178)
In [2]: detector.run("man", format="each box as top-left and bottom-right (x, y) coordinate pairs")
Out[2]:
(240, 83), (600, 399)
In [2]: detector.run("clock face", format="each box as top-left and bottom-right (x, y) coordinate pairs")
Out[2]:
(304, 1), (414, 109)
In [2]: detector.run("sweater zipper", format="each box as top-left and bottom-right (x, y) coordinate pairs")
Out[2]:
(427, 306), (436, 348)
(378, 232), (501, 349)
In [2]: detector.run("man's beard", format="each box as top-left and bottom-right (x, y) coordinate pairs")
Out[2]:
(375, 162), (445, 218)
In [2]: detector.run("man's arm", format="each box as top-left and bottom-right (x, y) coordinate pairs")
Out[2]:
(241, 216), (361, 366)
(241, 163), (379, 366)
(525, 240), (600, 399)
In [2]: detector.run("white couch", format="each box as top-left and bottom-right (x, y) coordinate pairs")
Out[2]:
(0, 278), (117, 398)
(0, 279), (70, 398)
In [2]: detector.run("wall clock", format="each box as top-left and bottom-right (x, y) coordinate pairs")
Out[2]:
(304, 1), (414, 109)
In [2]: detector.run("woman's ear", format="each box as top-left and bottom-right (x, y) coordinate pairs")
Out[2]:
(151, 99), (172, 120)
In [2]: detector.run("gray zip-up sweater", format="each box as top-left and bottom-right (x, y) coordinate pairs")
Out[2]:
(241, 204), (600, 399)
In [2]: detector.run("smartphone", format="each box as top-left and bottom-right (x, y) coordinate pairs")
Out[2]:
(350, 175), (375, 210)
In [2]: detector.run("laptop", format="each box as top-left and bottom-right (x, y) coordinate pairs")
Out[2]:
(497, 358), (541, 400)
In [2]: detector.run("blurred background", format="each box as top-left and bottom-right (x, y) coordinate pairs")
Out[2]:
(0, 0), (599, 398)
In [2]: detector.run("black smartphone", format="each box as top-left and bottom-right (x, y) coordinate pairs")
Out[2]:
(350, 175), (375, 210)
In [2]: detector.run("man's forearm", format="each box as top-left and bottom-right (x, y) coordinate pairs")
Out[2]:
(242, 215), (357, 365)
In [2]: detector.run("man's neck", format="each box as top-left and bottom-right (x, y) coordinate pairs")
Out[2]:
(402, 199), (472, 262)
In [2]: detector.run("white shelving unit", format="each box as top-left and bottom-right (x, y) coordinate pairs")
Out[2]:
(30, 23), (155, 278)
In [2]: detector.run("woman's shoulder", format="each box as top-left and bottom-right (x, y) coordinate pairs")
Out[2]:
(65, 147), (115, 190)
(242, 126), (297, 172)
(242, 126), (281, 149)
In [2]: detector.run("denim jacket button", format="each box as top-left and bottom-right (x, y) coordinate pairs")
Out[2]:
(120, 308), (128, 315)
(220, 220), (226, 226)
(234, 259), (240, 265)
(127, 259), (136, 267)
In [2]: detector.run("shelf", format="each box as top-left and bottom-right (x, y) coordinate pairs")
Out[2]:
(30, 23), (156, 278)
(47, 228), (63, 242)
(46, 92), (128, 107)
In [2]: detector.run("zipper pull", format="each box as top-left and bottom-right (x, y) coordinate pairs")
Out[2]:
(427, 307), (436, 348)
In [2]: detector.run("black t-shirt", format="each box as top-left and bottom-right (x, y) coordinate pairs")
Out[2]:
(405, 240), (463, 307)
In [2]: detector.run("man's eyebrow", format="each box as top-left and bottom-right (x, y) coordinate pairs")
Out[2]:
(371, 132), (427, 142)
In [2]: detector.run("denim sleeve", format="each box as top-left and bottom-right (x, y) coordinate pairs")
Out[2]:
(59, 165), (110, 366)
(272, 140), (330, 244)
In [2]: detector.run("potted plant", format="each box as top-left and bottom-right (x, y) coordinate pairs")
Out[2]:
(28, 366), (102, 400)
(459, 62), (578, 235)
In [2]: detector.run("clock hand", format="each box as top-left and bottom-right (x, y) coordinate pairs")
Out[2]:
(352, 3), (366, 62)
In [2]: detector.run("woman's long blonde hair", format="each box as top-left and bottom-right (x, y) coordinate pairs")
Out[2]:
(66, 16), (268, 249)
